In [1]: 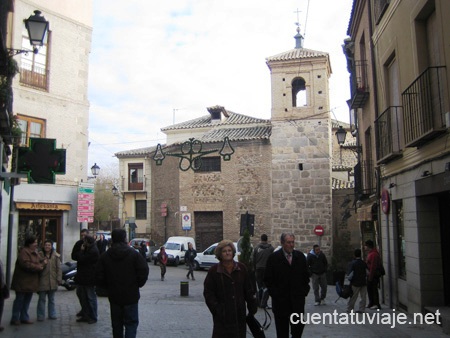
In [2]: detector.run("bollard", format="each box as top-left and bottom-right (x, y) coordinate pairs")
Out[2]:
(180, 281), (189, 297)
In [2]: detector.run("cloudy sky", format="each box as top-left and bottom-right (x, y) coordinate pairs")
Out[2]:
(88, 0), (353, 170)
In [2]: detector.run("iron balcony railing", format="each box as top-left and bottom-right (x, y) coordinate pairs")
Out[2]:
(19, 64), (49, 90)
(350, 60), (369, 109)
(402, 66), (448, 147)
(354, 160), (376, 198)
(375, 106), (403, 164)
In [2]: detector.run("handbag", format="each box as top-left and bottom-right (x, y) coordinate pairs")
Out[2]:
(246, 308), (271, 338)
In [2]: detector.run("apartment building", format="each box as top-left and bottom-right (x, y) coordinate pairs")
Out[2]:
(345, 0), (450, 322)
(0, 0), (93, 269)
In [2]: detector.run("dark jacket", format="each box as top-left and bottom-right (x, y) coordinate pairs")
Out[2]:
(97, 239), (108, 255)
(264, 249), (310, 316)
(307, 249), (328, 275)
(73, 241), (99, 286)
(204, 262), (257, 338)
(253, 242), (274, 270)
(11, 246), (45, 292)
(71, 239), (84, 261)
(185, 248), (197, 263)
(96, 242), (149, 305)
(348, 258), (367, 287)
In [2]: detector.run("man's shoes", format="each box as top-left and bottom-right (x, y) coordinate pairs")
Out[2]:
(0, 326), (4, 331)
(76, 311), (83, 317)
(10, 320), (20, 326)
(314, 301), (320, 306)
(20, 320), (34, 324)
(37, 318), (45, 322)
(369, 305), (380, 310)
(355, 311), (364, 314)
(87, 319), (97, 324)
(192, 277), (195, 281)
(320, 299), (326, 305)
(186, 274), (189, 279)
(76, 317), (89, 322)
(48, 317), (58, 320)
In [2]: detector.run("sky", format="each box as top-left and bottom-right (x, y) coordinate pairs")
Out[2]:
(87, 0), (354, 171)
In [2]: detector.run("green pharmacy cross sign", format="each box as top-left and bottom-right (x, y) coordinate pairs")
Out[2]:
(17, 138), (66, 184)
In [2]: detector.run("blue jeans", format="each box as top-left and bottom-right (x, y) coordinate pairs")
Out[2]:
(110, 302), (139, 338)
(77, 286), (97, 320)
(37, 290), (56, 319)
(11, 291), (33, 322)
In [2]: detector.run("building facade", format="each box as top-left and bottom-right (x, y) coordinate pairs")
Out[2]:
(345, 0), (450, 321)
(1, 0), (93, 274)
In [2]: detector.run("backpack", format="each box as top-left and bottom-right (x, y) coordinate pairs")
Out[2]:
(336, 281), (353, 299)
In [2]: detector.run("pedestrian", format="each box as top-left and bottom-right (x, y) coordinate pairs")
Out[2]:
(203, 240), (257, 338)
(97, 234), (108, 255)
(264, 233), (310, 338)
(71, 228), (88, 317)
(10, 235), (47, 325)
(37, 240), (62, 321)
(253, 234), (274, 291)
(365, 239), (381, 310)
(185, 242), (197, 280)
(96, 228), (149, 338)
(0, 258), (9, 331)
(139, 241), (147, 260)
(73, 235), (99, 324)
(307, 244), (328, 305)
(157, 246), (168, 281)
(347, 248), (368, 313)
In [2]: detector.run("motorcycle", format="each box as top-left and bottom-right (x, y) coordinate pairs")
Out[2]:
(61, 261), (77, 291)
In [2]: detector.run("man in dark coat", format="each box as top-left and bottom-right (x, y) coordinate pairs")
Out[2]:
(73, 235), (99, 324)
(264, 233), (310, 338)
(347, 248), (368, 313)
(306, 244), (328, 305)
(96, 229), (149, 338)
(71, 228), (88, 317)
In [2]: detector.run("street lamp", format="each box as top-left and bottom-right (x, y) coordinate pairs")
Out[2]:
(335, 126), (347, 145)
(90, 163), (100, 178)
(7, 10), (49, 56)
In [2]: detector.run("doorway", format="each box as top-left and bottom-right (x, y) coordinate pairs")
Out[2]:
(18, 211), (62, 252)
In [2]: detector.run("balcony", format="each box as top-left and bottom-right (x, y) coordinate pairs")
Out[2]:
(349, 60), (369, 109)
(128, 181), (144, 191)
(354, 160), (376, 198)
(402, 66), (448, 148)
(19, 65), (48, 90)
(375, 106), (403, 164)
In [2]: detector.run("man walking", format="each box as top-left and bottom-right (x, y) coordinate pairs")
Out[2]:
(365, 239), (381, 310)
(253, 234), (274, 290)
(96, 228), (149, 338)
(346, 248), (368, 313)
(71, 228), (88, 317)
(307, 244), (328, 305)
(264, 233), (310, 337)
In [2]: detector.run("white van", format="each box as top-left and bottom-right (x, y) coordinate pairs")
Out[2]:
(152, 236), (195, 266)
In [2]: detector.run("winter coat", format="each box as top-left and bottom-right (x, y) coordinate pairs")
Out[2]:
(11, 246), (45, 292)
(74, 241), (99, 286)
(366, 248), (381, 282)
(252, 242), (274, 270)
(185, 248), (197, 263)
(307, 249), (328, 275)
(38, 250), (62, 292)
(96, 242), (149, 306)
(348, 258), (367, 287)
(204, 262), (257, 338)
(264, 249), (310, 316)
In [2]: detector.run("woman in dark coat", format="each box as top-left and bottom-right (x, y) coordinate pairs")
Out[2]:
(10, 235), (47, 325)
(203, 240), (257, 338)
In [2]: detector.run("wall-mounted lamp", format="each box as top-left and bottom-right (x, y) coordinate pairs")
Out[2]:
(421, 170), (432, 177)
(388, 183), (396, 188)
(7, 10), (49, 56)
(335, 126), (362, 152)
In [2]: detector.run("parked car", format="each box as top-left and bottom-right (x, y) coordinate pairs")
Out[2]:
(152, 236), (195, 266)
(129, 238), (157, 261)
(194, 242), (239, 270)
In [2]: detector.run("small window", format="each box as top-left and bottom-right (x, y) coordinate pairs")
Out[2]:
(16, 115), (45, 146)
(292, 77), (307, 107)
(135, 200), (147, 220)
(194, 156), (221, 172)
(128, 163), (144, 190)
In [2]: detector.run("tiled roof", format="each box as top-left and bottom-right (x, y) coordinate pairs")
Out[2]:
(115, 145), (158, 158)
(266, 48), (329, 62)
(198, 126), (271, 143)
(161, 111), (269, 131)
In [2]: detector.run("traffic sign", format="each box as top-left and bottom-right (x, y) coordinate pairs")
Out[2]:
(314, 225), (324, 236)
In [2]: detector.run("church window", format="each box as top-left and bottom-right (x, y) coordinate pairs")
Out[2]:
(292, 77), (307, 107)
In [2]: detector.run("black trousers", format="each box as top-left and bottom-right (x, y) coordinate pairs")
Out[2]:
(367, 277), (380, 307)
(273, 300), (305, 338)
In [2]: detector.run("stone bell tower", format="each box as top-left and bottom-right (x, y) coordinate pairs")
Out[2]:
(266, 26), (332, 256)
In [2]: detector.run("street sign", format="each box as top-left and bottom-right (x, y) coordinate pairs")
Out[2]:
(314, 225), (324, 236)
(77, 182), (95, 223)
(182, 213), (191, 230)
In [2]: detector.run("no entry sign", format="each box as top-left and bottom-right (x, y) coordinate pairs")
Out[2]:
(314, 225), (324, 236)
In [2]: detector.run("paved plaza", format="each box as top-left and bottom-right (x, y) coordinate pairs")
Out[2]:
(0, 263), (447, 337)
